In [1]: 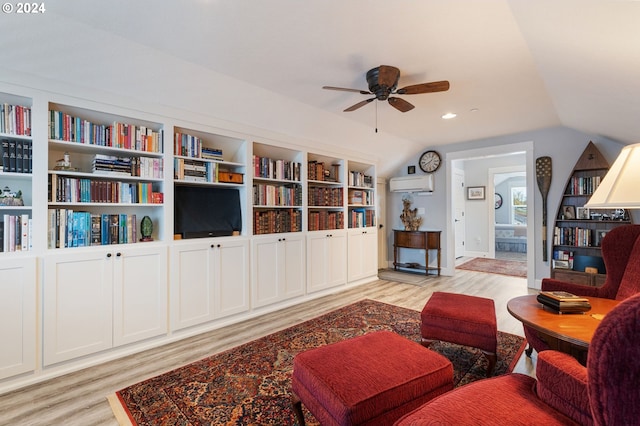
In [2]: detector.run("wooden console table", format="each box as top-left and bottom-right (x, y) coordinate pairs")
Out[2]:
(393, 230), (441, 276)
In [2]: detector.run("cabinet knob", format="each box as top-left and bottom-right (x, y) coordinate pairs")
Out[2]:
(211, 244), (215, 248)
(217, 244), (221, 248)
(106, 253), (112, 258)
(116, 252), (122, 257)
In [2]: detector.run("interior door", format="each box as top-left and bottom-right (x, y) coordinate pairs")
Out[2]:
(376, 178), (387, 269)
(454, 169), (466, 258)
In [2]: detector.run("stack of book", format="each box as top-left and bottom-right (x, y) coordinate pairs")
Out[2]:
(537, 291), (591, 314)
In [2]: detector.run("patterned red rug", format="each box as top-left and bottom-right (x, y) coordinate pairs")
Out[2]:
(457, 257), (527, 278)
(109, 299), (526, 425)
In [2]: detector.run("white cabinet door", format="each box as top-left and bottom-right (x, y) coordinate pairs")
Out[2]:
(282, 235), (305, 299)
(113, 244), (168, 347)
(252, 237), (281, 308)
(307, 231), (347, 293)
(43, 249), (113, 366)
(348, 228), (378, 282)
(0, 256), (36, 380)
(214, 239), (250, 318)
(170, 241), (216, 330)
(361, 229), (378, 278)
(170, 238), (249, 330)
(252, 234), (305, 308)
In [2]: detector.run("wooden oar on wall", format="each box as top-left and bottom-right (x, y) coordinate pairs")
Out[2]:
(536, 156), (552, 261)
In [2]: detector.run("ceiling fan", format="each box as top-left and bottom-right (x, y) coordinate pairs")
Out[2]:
(323, 65), (450, 113)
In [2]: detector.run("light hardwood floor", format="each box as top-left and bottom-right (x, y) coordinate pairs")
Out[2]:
(0, 269), (537, 426)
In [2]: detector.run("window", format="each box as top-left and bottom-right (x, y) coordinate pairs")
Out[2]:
(511, 187), (527, 225)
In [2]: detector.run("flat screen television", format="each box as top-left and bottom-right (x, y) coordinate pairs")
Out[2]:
(174, 186), (242, 238)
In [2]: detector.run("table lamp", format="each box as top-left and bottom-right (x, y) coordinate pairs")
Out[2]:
(586, 142), (640, 209)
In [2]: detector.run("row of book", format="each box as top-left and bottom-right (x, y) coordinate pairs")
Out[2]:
(552, 249), (574, 269)
(253, 183), (303, 207)
(1, 103), (31, 136)
(1, 214), (31, 252)
(348, 171), (373, 188)
(92, 154), (163, 179)
(1, 139), (32, 173)
(174, 158), (218, 182)
(308, 187), (343, 207)
(253, 209), (302, 235)
(49, 110), (163, 153)
(49, 175), (163, 204)
(308, 210), (344, 231)
(348, 188), (373, 206)
(565, 175), (601, 196)
(307, 160), (340, 182)
(173, 132), (224, 160)
(47, 209), (138, 248)
(537, 291), (591, 314)
(349, 208), (375, 228)
(253, 155), (301, 182)
(553, 226), (602, 247)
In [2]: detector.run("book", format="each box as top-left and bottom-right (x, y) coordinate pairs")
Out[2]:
(537, 292), (591, 314)
(539, 291), (589, 302)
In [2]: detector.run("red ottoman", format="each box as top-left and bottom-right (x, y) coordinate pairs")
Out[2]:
(291, 330), (454, 426)
(421, 292), (498, 376)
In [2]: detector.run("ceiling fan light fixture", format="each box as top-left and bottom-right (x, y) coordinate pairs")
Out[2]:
(442, 112), (457, 119)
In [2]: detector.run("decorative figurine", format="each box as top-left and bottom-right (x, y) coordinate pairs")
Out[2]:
(400, 196), (422, 231)
(140, 215), (154, 241)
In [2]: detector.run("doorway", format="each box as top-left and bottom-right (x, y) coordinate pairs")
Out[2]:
(446, 142), (535, 288)
(489, 166), (527, 261)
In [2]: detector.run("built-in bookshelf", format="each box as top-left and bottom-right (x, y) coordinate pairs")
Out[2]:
(347, 160), (376, 229)
(173, 127), (246, 186)
(551, 142), (632, 286)
(307, 153), (344, 231)
(47, 103), (164, 248)
(1, 93), (33, 253)
(172, 127), (247, 239)
(252, 142), (303, 234)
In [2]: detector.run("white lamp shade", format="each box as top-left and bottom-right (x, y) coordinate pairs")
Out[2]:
(586, 143), (640, 208)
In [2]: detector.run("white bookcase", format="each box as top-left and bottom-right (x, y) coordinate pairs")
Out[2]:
(0, 83), (378, 394)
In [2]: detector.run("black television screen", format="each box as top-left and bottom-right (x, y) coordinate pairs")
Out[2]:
(174, 186), (242, 238)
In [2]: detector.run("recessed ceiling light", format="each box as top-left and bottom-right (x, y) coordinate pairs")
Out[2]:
(442, 112), (457, 120)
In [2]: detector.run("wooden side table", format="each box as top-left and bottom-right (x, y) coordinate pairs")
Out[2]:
(393, 230), (441, 276)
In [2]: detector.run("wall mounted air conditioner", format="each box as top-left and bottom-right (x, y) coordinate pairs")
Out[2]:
(389, 174), (434, 193)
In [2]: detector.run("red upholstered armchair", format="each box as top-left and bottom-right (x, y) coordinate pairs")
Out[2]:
(525, 224), (640, 356)
(395, 293), (640, 425)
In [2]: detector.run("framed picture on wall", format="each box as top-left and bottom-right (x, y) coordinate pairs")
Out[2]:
(467, 186), (485, 200)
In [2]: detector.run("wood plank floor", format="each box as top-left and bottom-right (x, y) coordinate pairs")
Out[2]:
(0, 269), (537, 426)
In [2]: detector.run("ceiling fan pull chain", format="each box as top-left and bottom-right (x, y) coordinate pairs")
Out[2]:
(375, 101), (378, 133)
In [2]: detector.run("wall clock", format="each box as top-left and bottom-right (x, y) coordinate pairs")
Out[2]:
(419, 150), (442, 173)
(495, 193), (503, 209)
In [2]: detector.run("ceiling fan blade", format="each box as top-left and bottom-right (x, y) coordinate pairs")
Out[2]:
(344, 98), (375, 112)
(377, 65), (401, 88)
(388, 97), (415, 112)
(323, 86), (371, 95)
(396, 80), (450, 95)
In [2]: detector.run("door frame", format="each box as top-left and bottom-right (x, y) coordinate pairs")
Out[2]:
(445, 141), (535, 289)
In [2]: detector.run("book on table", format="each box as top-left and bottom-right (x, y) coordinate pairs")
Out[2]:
(537, 291), (591, 314)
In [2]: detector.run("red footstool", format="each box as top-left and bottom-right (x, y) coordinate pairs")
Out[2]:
(421, 292), (498, 376)
(291, 330), (454, 426)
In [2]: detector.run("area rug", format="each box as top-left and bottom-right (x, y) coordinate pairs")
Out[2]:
(108, 299), (526, 426)
(457, 257), (527, 278)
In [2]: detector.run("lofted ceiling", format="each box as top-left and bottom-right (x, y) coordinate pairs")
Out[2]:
(2, 0), (640, 175)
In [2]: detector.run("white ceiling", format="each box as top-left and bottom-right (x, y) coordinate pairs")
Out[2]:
(2, 0), (640, 174)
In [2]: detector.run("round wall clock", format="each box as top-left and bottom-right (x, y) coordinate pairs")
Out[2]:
(419, 150), (442, 173)
(494, 193), (503, 209)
